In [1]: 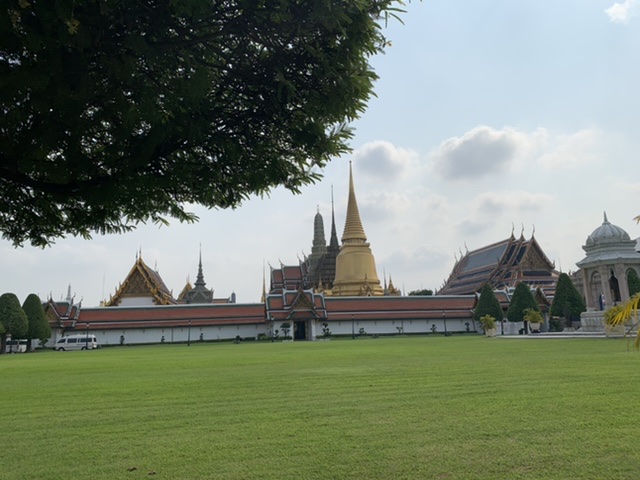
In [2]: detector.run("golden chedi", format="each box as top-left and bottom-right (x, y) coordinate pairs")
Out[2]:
(331, 163), (383, 296)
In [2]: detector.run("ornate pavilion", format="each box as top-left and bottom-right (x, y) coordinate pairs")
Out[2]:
(576, 212), (640, 310)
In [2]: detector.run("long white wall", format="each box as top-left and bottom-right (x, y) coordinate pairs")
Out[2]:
(320, 318), (475, 337)
(48, 324), (268, 347)
(46, 317), (477, 348)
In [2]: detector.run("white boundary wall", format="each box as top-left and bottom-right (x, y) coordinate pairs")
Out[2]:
(46, 317), (477, 348)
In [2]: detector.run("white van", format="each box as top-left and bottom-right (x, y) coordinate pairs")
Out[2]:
(54, 334), (98, 351)
(5, 339), (28, 353)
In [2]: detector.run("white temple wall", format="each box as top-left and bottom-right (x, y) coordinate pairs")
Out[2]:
(118, 297), (156, 306)
(48, 324), (268, 348)
(317, 318), (473, 337)
(45, 317), (477, 348)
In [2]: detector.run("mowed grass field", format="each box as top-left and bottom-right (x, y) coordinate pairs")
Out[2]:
(2, 336), (639, 480)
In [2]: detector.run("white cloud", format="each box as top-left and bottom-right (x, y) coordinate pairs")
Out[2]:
(379, 246), (452, 289)
(537, 129), (603, 170)
(429, 125), (605, 181)
(453, 190), (554, 239)
(353, 141), (419, 181)
(605, 0), (638, 23)
(357, 191), (413, 223)
(616, 181), (640, 194)
(428, 126), (540, 181)
(474, 191), (554, 214)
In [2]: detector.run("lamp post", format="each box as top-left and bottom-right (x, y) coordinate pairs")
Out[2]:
(352, 315), (355, 339)
(188, 319), (191, 347)
(442, 310), (450, 337)
(86, 322), (90, 349)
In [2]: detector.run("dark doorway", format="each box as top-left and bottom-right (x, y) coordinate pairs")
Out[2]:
(610, 271), (621, 303)
(294, 321), (307, 340)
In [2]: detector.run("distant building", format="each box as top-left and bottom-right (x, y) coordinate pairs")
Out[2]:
(105, 250), (234, 307)
(437, 231), (560, 299)
(270, 162), (385, 297)
(330, 162), (384, 296)
(576, 212), (640, 310)
(43, 163), (477, 345)
(105, 253), (176, 306)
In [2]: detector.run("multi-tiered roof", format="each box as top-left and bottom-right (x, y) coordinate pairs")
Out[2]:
(438, 232), (559, 298)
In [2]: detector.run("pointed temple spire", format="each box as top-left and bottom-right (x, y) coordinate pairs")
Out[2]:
(311, 207), (327, 254)
(186, 245), (214, 304)
(194, 244), (206, 288)
(329, 185), (339, 250)
(332, 162), (383, 296)
(261, 260), (266, 303)
(341, 162), (367, 243)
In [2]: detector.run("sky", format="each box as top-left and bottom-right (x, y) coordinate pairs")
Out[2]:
(2, 0), (640, 307)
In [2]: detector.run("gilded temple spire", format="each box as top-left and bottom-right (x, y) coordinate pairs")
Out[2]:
(332, 162), (383, 296)
(342, 162), (367, 243)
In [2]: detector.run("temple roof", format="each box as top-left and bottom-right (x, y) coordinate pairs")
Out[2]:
(324, 295), (476, 321)
(184, 249), (214, 304)
(105, 255), (176, 306)
(75, 303), (265, 330)
(269, 262), (309, 294)
(265, 288), (327, 322)
(177, 280), (193, 302)
(438, 233), (558, 296)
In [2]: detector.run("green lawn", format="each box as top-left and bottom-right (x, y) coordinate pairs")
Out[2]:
(1, 336), (639, 480)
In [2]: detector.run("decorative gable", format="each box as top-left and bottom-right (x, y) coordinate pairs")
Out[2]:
(106, 256), (176, 306)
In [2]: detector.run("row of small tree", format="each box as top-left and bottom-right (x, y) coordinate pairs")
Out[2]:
(0, 293), (51, 353)
(474, 273), (586, 332)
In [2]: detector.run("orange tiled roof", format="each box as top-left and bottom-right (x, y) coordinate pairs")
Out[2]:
(75, 303), (265, 330)
(324, 295), (476, 321)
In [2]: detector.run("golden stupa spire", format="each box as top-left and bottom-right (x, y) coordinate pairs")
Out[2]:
(342, 161), (367, 243)
(332, 161), (383, 296)
(260, 259), (267, 303)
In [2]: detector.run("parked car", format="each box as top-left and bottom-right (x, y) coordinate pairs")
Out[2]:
(5, 339), (28, 353)
(54, 334), (98, 351)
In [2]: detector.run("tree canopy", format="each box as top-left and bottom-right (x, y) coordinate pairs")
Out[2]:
(627, 269), (640, 297)
(474, 284), (503, 323)
(0, 293), (29, 351)
(23, 293), (51, 347)
(506, 283), (539, 323)
(1, 1), (406, 247)
(550, 273), (585, 322)
(408, 288), (433, 296)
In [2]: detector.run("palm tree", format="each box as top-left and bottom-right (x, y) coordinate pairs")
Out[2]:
(614, 213), (640, 348)
(609, 292), (640, 349)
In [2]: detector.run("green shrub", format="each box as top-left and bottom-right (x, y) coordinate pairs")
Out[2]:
(478, 315), (496, 331)
(506, 283), (539, 323)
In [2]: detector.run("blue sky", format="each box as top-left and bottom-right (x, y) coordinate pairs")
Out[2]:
(2, 0), (639, 306)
